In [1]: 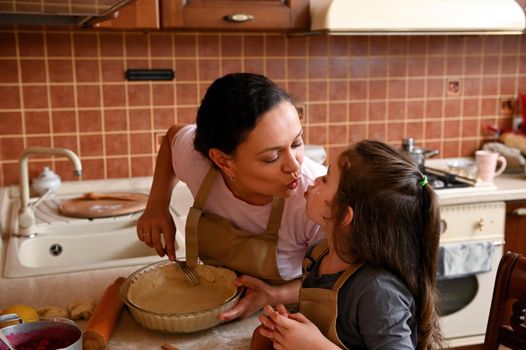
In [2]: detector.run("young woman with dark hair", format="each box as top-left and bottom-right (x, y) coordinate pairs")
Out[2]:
(136, 73), (326, 320)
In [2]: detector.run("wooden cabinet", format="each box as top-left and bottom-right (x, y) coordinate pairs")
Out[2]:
(161, 0), (310, 31)
(95, 0), (160, 29)
(505, 200), (526, 255)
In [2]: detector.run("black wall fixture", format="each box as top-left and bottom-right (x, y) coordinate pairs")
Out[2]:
(125, 69), (174, 81)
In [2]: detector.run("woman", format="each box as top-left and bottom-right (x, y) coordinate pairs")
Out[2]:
(137, 73), (326, 320)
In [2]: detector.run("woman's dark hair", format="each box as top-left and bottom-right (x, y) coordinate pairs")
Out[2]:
(194, 73), (295, 162)
(331, 140), (443, 350)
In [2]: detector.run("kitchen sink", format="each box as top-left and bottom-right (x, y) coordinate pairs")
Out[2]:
(2, 178), (192, 278)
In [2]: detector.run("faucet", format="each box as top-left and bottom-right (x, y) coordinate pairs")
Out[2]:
(18, 147), (82, 236)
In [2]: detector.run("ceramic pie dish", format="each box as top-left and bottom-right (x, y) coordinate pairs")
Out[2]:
(121, 260), (241, 333)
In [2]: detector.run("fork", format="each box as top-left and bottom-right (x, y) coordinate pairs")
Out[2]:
(175, 260), (200, 286)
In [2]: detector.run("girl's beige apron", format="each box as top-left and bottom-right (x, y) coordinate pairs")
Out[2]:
(184, 168), (285, 282)
(299, 240), (362, 349)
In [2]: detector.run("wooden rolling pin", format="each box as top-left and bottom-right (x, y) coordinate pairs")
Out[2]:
(83, 277), (126, 350)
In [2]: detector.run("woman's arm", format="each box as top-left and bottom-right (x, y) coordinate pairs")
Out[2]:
(136, 124), (187, 260)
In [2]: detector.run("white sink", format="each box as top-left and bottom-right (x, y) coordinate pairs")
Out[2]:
(2, 178), (192, 279)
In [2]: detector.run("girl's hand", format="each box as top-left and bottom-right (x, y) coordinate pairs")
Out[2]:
(258, 304), (289, 339)
(267, 308), (338, 350)
(219, 275), (274, 321)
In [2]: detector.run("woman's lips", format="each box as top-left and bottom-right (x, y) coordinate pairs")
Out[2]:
(287, 179), (299, 190)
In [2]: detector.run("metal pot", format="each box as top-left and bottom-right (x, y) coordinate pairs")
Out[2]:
(0, 314), (81, 350)
(402, 137), (439, 170)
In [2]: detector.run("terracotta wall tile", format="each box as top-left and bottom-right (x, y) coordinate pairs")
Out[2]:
(81, 159), (105, 179)
(0, 32), (16, 56)
(80, 134), (103, 156)
(106, 157), (130, 178)
(1, 29), (525, 185)
(73, 33), (98, 57)
(105, 134), (128, 155)
(77, 85), (101, 108)
(244, 35), (264, 57)
(244, 58), (264, 74)
(150, 33), (173, 57)
(50, 85), (75, 108)
(221, 35), (242, 57)
(100, 33), (124, 57)
(78, 110), (102, 132)
(104, 109), (128, 131)
(25, 111), (50, 134)
(75, 60), (100, 82)
(18, 32), (45, 57)
(129, 109), (152, 130)
(46, 33), (72, 57)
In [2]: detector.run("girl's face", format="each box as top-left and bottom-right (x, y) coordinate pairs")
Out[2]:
(304, 163), (340, 230)
(227, 101), (304, 202)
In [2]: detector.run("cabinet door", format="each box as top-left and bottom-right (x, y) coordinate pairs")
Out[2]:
(505, 200), (526, 255)
(161, 0), (309, 31)
(95, 0), (160, 29)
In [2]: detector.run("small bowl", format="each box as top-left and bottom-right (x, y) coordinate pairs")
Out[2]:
(446, 159), (477, 179)
(121, 260), (242, 334)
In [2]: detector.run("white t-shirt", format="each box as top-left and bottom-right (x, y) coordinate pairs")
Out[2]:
(172, 124), (327, 279)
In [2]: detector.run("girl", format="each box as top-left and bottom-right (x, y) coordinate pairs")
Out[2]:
(249, 140), (443, 349)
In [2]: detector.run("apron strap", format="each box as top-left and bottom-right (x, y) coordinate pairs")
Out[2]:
(185, 167), (216, 267)
(302, 240), (330, 279)
(193, 167), (217, 210)
(185, 206), (201, 267)
(332, 263), (363, 291)
(265, 197), (285, 235)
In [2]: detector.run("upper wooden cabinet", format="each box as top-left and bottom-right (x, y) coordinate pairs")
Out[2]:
(95, 0), (160, 29)
(161, 0), (310, 31)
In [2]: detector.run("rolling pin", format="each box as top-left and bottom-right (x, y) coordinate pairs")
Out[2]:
(83, 277), (126, 350)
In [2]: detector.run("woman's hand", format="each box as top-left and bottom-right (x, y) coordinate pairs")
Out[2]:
(136, 204), (177, 261)
(219, 275), (275, 321)
(263, 305), (338, 350)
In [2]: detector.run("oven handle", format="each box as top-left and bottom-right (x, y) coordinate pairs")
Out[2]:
(493, 240), (505, 247)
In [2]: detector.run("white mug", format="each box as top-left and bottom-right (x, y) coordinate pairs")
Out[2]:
(475, 150), (507, 182)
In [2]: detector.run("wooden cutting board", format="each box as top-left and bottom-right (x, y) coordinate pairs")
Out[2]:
(58, 192), (148, 218)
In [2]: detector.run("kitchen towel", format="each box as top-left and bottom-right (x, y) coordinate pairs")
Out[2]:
(437, 241), (495, 279)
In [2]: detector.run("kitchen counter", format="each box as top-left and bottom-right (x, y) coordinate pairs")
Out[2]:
(1, 166), (526, 349)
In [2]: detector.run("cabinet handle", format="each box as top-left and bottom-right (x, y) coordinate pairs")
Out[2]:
(223, 14), (254, 23)
(512, 208), (526, 216)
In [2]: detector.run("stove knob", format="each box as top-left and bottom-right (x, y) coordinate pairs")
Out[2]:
(476, 218), (485, 231)
(439, 219), (447, 234)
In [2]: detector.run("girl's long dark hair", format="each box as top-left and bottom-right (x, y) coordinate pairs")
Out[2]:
(331, 140), (443, 350)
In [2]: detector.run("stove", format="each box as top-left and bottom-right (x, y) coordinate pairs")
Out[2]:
(424, 167), (474, 190)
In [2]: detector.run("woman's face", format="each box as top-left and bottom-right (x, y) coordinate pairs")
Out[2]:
(227, 101), (304, 202)
(304, 164), (340, 230)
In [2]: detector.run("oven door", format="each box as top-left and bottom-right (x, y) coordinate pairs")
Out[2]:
(437, 244), (503, 345)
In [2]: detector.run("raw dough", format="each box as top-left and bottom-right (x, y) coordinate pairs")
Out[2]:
(127, 264), (238, 314)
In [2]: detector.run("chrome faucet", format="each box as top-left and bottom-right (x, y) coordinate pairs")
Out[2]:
(18, 147), (82, 236)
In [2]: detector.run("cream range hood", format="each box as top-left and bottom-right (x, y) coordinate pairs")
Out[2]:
(0, 0), (135, 26)
(310, 0), (526, 35)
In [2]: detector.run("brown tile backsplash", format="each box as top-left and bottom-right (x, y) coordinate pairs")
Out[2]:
(0, 28), (525, 186)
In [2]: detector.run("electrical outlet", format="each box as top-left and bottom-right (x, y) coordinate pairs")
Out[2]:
(155, 133), (164, 152)
(446, 78), (460, 96)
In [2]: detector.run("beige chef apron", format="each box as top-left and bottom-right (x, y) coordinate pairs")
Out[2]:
(184, 167), (285, 282)
(299, 240), (363, 349)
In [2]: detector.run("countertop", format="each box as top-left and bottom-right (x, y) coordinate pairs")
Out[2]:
(1, 164), (525, 349)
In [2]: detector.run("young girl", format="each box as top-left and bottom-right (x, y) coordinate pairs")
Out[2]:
(248, 140), (443, 349)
